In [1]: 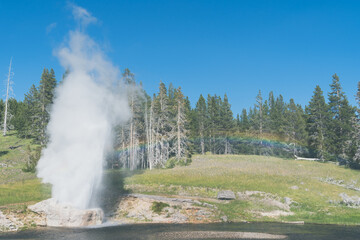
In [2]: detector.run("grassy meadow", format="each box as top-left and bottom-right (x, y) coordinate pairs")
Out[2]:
(124, 154), (360, 225)
(2, 132), (360, 224)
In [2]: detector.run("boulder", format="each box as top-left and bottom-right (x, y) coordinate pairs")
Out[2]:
(217, 190), (236, 200)
(28, 198), (103, 227)
(220, 215), (228, 222)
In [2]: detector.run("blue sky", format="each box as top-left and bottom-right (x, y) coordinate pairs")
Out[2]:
(0, 0), (359, 115)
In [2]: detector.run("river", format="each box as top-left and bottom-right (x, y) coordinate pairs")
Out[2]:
(1, 222), (360, 239)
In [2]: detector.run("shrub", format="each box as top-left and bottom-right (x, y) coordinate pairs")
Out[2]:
(165, 157), (192, 169)
(22, 145), (42, 173)
(151, 201), (169, 214)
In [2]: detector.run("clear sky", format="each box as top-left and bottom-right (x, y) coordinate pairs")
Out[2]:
(0, 0), (359, 115)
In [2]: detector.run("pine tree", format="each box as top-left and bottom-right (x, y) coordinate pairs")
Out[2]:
(115, 68), (147, 170)
(195, 94), (207, 154)
(125, 69), (143, 170)
(24, 84), (41, 139)
(239, 109), (249, 132)
(173, 87), (188, 159)
(285, 99), (307, 155)
(207, 95), (223, 153)
(38, 68), (57, 145)
(207, 95), (216, 153)
(221, 94), (234, 154)
(152, 82), (174, 166)
(357, 81), (360, 114)
(327, 74), (355, 158)
(6, 98), (18, 132)
(306, 85), (328, 159)
(254, 90), (264, 138)
(184, 96), (194, 157)
(221, 94), (234, 131)
(274, 95), (286, 137)
(351, 81), (360, 166)
(268, 91), (276, 134)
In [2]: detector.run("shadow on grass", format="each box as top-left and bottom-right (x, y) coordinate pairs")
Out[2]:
(2, 132), (17, 137)
(94, 169), (144, 216)
(0, 151), (9, 157)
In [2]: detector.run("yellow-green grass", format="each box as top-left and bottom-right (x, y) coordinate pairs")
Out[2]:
(0, 132), (50, 208)
(0, 131), (39, 184)
(124, 154), (360, 225)
(0, 179), (51, 207)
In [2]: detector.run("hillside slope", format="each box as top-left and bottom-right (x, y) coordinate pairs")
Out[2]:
(123, 154), (360, 224)
(0, 133), (50, 207)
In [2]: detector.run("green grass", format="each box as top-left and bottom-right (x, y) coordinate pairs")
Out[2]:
(0, 179), (51, 206)
(124, 154), (360, 225)
(0, 132), (50, 208)
(0, 131), (39, 184)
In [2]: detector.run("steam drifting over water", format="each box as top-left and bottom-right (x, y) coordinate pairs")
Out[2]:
(36, 5), (130, 209)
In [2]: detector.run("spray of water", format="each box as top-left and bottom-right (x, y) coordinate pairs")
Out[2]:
(36, 5), (130, 209)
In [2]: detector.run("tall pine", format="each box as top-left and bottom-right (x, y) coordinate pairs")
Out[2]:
(327, 74), (355, 159)
(351, 81), (360, 166)
(195, 94), (207, 154)
(306, 86), (328, 159)
(38, 68), (57, 145)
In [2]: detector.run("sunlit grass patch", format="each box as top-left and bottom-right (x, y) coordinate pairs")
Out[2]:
(0, 179), (51, 206)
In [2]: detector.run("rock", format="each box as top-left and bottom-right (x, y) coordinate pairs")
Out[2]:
(0, 211), (22, 232)
(290, 186), (299, 190)
(114, 194), (217, 224)
(259, 210), (294, 217)
(282, 221), (304, 224)
(339, 193), (360, 207)
(238, 191), (277, 199)
(28, 198), (103, 227)
(220, 215), (228, 222)
(164, 207), (175, 214)
(0, 163), (7, 168)
(217, 190), (236, 200)
(284, 197), (292, 205)
(202, 203), (214, 208)
(172, 212), (188, 223)
(196, 210), (211, 216)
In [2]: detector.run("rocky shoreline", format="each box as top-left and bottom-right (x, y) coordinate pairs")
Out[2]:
(0, 190), (298, 232)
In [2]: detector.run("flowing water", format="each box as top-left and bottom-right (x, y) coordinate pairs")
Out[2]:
(1, 222), (360, 240)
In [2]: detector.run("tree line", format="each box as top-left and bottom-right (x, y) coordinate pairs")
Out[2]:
(1, 69), (359, 169)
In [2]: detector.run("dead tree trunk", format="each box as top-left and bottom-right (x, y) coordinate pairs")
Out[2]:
(3, 58), (12, 136)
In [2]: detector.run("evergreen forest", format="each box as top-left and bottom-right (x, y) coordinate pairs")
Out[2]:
(1, 68), (359, 170)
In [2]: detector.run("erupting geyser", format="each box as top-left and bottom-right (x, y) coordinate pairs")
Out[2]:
(36, 5), (130, 210)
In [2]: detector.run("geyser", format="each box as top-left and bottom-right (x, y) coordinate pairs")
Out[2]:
(37, 5), (130, 209)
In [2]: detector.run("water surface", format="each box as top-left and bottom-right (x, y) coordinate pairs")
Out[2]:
(1, 222), (360, 240)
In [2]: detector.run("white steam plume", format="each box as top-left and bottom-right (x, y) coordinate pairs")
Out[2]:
(36, 5), (130, 209)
